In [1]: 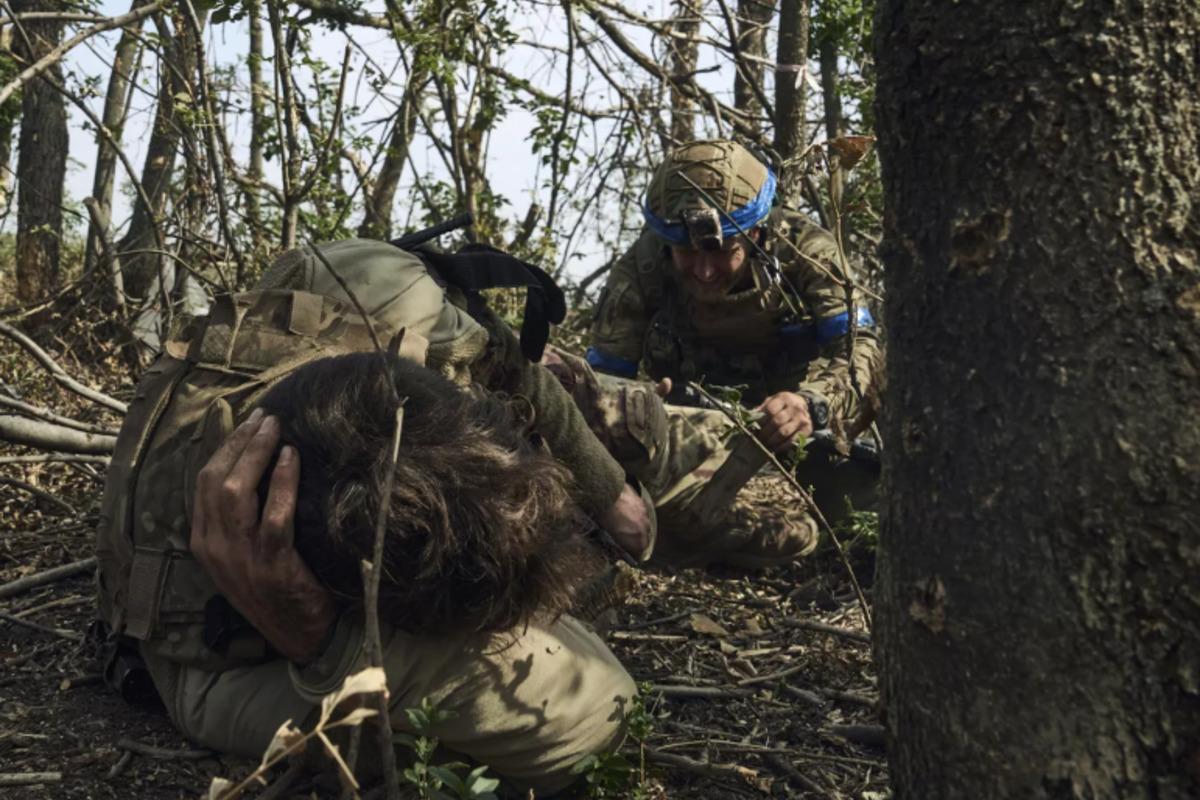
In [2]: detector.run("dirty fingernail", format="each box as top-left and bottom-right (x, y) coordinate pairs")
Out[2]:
(260, 415), (279, 434)
(279, 445), (295, 465)
(246, 408), (264, 424)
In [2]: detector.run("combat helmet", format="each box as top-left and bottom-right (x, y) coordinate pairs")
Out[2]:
(642, 140), (776, 250)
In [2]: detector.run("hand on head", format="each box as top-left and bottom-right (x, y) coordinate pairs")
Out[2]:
(189, 408), (336, 663)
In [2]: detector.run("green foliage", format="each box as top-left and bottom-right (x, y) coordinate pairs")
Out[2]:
(395, 697), (499, 800)
(834, 500), (879, 551)
(571, 683), (659, 800)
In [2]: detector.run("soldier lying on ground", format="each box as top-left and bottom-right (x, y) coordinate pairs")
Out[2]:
(187, 352), (635, 793)
(96, 239), (653, 794)
(585, 139), (884, 567)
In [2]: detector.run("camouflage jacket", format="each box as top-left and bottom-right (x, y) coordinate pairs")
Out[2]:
(588, 208), (882, 429)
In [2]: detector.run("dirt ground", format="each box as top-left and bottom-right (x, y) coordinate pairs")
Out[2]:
(1, 320), (887, 799)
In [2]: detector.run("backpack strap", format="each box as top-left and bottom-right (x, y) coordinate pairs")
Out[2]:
(410, 244), (565, 362)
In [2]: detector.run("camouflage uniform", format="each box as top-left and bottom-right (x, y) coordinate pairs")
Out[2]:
(97, 240), (635, 795)
(586, 140), (884, 567)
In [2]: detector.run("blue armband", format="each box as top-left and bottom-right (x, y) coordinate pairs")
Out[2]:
(586, 347), (639, 378)
(815, 307), (875, 343)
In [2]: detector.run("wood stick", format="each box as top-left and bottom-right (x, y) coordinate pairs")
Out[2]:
(0, 557), (96, 601)
(826, 724), (886, 749)
(0, 475), (77, 515)
(0, 323), (126, 413)
(765, 753), (831, 796)
(737, 663), (807, 687)
(782, 617), (871, 644)
(116, 738), (214, 760)
(0, 772), (63, 786)
(0, 612), (81, 641)
(649, 684), (753, 699)
(644, 747), (760, 783)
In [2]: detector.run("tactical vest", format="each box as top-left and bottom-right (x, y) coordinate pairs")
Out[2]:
(95, 243), (497, 674)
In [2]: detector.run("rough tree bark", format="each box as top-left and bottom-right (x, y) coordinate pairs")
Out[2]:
(0, 27), (18, 216)
(875, 2), (1200, 798)
(12, 0), (67, 305)
(667, 0), (701, 143)
(245, 0), (267, 268)
(772, 0), (809, 208)
(84, 0), (146, 288)
(732, 0), (776, 121)
(117, 11), (195, 299)
(358, 67), (423, 240)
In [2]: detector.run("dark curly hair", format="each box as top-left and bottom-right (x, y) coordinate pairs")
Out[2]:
(257, 352), (602, 637)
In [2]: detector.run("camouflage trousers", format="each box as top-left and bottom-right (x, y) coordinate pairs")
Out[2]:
(542, 348), (877, 568)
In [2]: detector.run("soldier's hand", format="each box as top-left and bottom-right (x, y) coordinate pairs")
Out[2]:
(599, 482), (654, 561)
(755, 391), (814, 452)
(190, 409), (336, 663)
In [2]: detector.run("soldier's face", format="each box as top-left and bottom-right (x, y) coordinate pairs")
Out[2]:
(669, 235), (751, 299)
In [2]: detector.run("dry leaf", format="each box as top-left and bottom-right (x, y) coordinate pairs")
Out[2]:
(206, 776), (237, 800)
(689, 613), (730, 639)
(258, 719), (306, 771)
(744, 617), (765, 637)
(319, 666), (388, 725)
(827, 135), (876, 170)
(331, 706), (379, 728)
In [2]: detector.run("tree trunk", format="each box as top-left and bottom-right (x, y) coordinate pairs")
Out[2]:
(12, 0), (67, 306)
(0, 27), (19, 217)
(667, 0), (701, 144)
(84, 0), (146, 289)
(818, 33), (843, 212)
(874, 2), (1200, 798)
(245, 0), (266, 269)
(772, 0), (809, 208)
(733, 0), (776, 121)
(117, 12), (195, 300)
(357, 67), (424, 240)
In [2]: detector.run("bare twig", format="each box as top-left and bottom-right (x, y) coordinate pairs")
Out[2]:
(782, 617), (871, 644)
(0, 475), (77, 515)
(826, 723), (886, 749)
(765, 754), (831, 796)
(0, 557), (96, 601)
(116, 738), (214, 760)
(688, 381), (872, 631)
(0, 323), (126, 413)
(0, 393), (119, 436)
(650, 684), (753, 699)
(0, 0), (169, 107)
(644, 747), (761, 784)
(0, 612), (81, 642)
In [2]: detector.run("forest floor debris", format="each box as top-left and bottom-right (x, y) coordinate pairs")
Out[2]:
(1, 321), (888, 798)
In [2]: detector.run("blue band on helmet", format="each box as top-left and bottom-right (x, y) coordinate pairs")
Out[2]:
(815, 307), (876, 343)
(643, 168), (778, 245)
(586, 347), (639, 378)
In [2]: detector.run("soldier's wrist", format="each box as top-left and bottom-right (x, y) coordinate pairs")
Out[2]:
(795, 389), (831, 429)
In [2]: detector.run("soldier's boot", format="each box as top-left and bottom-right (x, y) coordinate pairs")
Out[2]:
(715, 473), (821, 569)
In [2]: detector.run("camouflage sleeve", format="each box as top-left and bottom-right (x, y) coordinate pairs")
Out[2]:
(783, 221), (884, 429)
(471, 305), (627, 519)
(587, 240), (652, 377)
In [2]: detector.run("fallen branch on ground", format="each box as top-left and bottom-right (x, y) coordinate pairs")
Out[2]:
(0, 414), (117, 454)
(0, 323), (127, 414)
(782, 617), (871, 644)
(0, 557), (97, 601)
(116, 738), (214, 761)
(0, 475), (77, 515)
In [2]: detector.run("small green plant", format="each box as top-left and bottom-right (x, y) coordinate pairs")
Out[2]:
(834, 499), (879, 552)
(395, 697), (500, 800)
(571, 683), (659, 799)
